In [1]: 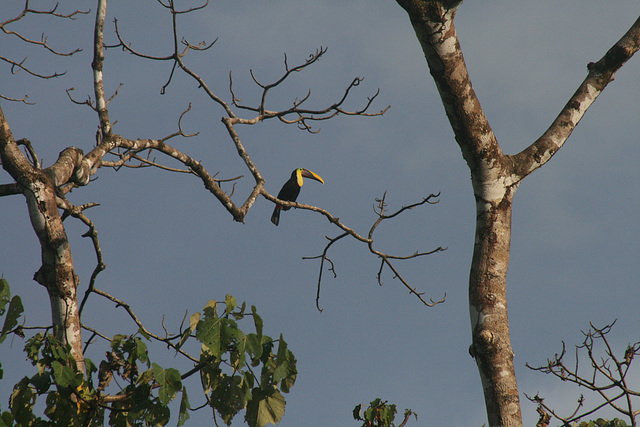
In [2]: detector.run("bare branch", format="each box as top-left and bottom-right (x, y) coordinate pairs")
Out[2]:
(55, 197), (106, 316)
(0, 1), (88, 101)
(84, 134), (252, 222)
(526, 321), (640, 426)
(16, 138), (40, 168)
(293, 190), (446, 311)
(176, 102), (199, 137)
(113, 19), (175, 62)
(513, 15), (640, 179)
(0, 2), (88, 56)
(89, 287), (199, 363)
(0, 182), (22, 196)
(302, 232), (347, 312)
(93, 0), (112, 136)
(0, 54), (66, 79)
(0, 91), (33, 105)
(157, 0), (210, 15)
(231, 51), (390, 133)
(65, 87), (96, 110)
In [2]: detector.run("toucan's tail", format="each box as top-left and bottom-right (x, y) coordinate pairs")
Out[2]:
(271, 206), (281, 226)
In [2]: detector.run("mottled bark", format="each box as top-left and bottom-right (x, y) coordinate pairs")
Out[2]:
(0, 106), (85, 372)
(396, 1), (640, 426)
(395, 1), (522, 425)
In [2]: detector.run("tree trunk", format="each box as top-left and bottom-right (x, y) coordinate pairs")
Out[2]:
(0, 106), (85, 372)
(395, 1), (523, 425)
(468, 181), (521, 426)
(396, 1), (640, 425)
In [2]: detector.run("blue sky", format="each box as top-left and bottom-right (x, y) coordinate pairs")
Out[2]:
(1, 1), (639, 425)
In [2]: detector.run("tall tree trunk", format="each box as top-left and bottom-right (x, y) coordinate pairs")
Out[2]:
(397, 1), (640, 425)
(468, 181), (521, 425)
(0, 106), (85, 373)
(395, 1), (523, 425)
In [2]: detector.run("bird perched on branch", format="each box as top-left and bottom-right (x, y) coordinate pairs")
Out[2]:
(271, 168), (324, 226)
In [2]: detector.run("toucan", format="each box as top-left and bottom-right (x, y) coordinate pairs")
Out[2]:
(271, 168), (324, 226)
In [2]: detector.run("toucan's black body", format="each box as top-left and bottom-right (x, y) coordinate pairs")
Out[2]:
(271, 168), (324, 226)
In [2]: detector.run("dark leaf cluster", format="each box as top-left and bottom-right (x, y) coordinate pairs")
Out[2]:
(353, 398), (416, 427)
(0, 281), (296, 427)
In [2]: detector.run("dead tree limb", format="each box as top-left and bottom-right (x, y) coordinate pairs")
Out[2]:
(526, 321), (640, 426)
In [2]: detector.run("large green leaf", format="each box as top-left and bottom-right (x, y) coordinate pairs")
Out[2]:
(0, 296), (23, 344)
(245, 333), (263, 364)
(0, 278), (10, 313)
(245, 388), (285, 427)
(224, 294), (237, 316)
(202, 299), (218, 318)
(196, 313), (222, 359)
(177, 387), (191, 426)
(152, 363), (182, 405)
(51, 361), (82, 388)
(209, 375), (248, 425)
(232, 332), (248, 372)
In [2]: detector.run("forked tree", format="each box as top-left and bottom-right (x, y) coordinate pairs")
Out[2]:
(396, 1), (640, 425)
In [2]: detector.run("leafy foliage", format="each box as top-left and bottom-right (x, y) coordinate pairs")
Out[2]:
(577, 419), (630, 427)
(0, 278), (23, 345)
(353, 398), (416, 427)
(0, 281), (296, 427)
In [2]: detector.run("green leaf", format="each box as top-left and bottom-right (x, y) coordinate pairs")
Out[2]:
(178, 387), (191, 426)
(245, 388), (286, 427)
(137, 326), (151, 341)
(176, 329), (191, 351)
(129, 381), (152, 408)
(83, 358), (99, 393)
(10, 377), (36, 425)
(29, 371), (51, 394)
(279, 350), (297, 394)
(110, 334), (126, 350)
(209, 375), (247, 425)
(144, 398), (170, 426)
(0, 278), (10, 314)
(1, 410), (15, 426)
(49, 337), (72, 362)
(275, 335), (287, 364)
(232, 332), (247, 372)
(199, 361), (221, 395)
(202, 299), (218, 318)
(272, 358), (289, 385)
(271, 335), (296, 392)
(353, 403), (363, 421)
(23, 333), (43, 364)
(224, 294), (237, 316)
(44, 389), (77, 426)
(133, 337), (149, 365)
(137, 368), (155, 387)
(152, 363), (182, 405)
(0, 296), (24, 344)
(252, 305), (263, 341)
(245, 333), (263, 364)
(243, 370), (256, 390)
(51, 360), (83, 389)
(232, 301), (247, 320)
(189, 312), (201, 332)
(259, 336), (274, 365)
(220, 318), (240, 346)
(196, 314), (222, 359)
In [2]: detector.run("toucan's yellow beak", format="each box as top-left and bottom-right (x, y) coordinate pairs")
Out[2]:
(300, 168), (324, 185)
